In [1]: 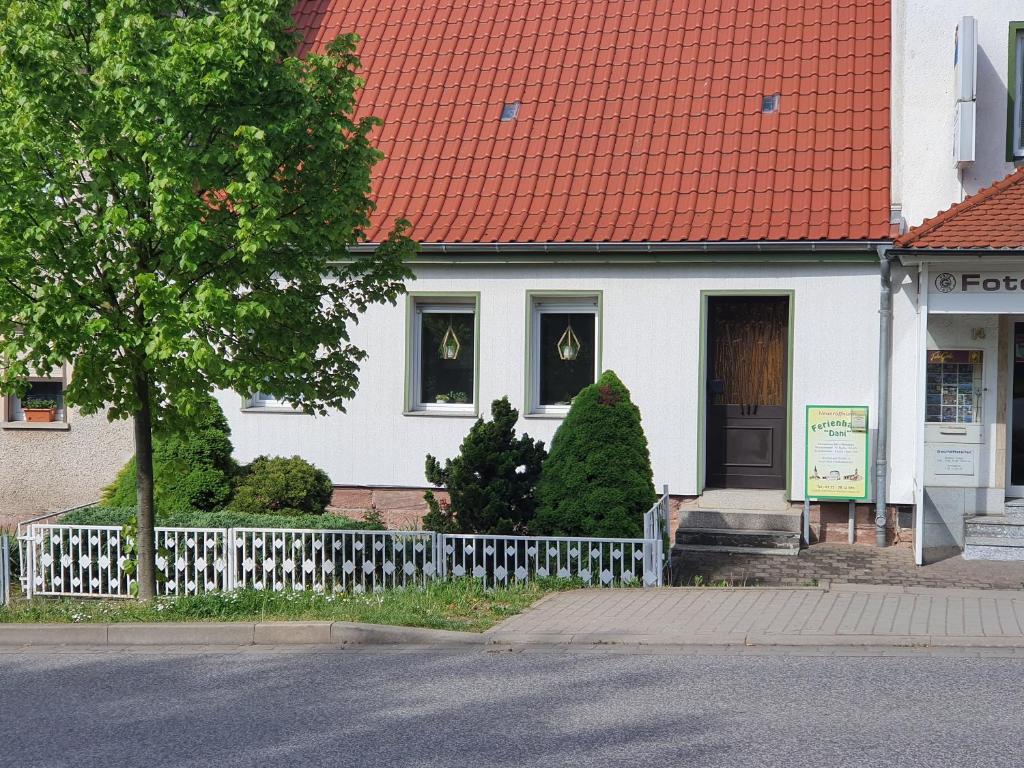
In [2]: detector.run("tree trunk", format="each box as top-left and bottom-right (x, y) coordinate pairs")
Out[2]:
(133, 375), (157, 601)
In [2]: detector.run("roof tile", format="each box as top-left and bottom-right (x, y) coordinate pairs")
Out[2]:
(295, 0), (891, 244)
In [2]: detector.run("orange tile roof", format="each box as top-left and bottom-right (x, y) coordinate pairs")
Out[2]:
(294, 0), (892, 245)
(895, 167), (1024, 250)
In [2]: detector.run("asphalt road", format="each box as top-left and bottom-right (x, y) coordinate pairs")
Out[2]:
(2, 646), (1023, 767)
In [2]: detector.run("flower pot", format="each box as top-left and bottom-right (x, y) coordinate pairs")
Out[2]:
(24, 408), (57, 423)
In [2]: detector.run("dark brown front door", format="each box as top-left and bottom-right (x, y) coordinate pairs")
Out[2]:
(706, 296), (788, 490)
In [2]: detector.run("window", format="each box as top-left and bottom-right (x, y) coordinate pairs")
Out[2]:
(246, 392), (291, 410)
(925, 350), (983, 424)
(529, 295), (600, 414)
(1010, 23), (1024, 161)
(8, 379), (66, 422)
(409, 297), (477, 413)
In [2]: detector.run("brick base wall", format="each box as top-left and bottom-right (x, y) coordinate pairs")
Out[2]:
(330, 485), (913, 547)
(329, 486), (446, 530)
(666, 496), (912, 548)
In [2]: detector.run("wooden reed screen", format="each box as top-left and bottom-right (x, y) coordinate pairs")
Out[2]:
(710, 298), (787, 406)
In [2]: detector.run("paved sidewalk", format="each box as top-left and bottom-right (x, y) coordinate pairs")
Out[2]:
(673, 542), (1024, 589)
(487, 584), (1024, 647)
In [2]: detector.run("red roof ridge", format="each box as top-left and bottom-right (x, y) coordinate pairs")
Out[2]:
(896, 166), (1024, 248)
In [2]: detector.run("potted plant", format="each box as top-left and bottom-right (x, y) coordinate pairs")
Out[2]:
(434, 393), (451, 404)
(22, 397), (57, 423)
(449, 391), (469, 404)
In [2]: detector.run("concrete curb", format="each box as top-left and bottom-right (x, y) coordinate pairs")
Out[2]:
(0, 621), (485, 647)
(2, 621), (1022, 651)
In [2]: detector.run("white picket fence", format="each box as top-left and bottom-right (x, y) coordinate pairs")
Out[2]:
(18, 514), (668, 599)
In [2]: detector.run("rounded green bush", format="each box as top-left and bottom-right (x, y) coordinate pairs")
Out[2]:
(102, 397), (237, 515)
(532, 370), (656, 538)
(229, 456), (333, 517)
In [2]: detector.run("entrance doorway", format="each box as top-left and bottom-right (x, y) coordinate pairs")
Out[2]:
(1009, 321), (1024, 498)
(705, 296), (789, 490)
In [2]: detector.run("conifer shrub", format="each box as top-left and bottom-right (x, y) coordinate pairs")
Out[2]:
(103, 397), (237, 515)
(229, 456), (333, 517)
(423, 397), (547, 534)
(533, 370), (656, 538)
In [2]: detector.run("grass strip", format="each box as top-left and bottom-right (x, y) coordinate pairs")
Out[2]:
(0, 579), (576, 633)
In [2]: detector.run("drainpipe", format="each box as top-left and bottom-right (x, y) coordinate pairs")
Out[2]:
(875, 245), (894, 547)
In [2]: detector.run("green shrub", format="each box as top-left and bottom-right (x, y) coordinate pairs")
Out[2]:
(60, 505), (382, 531)
(423, 397), (546, 534)
(104, 397), (237, 515)
(229, 456), (333, 517)
(533, 370), (656, 538)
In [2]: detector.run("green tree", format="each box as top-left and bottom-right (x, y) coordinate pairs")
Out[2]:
(533, 371), (656, 538)
(0, 1), (415, 599)
(423, 398), (547, 534)
(104, 396), (237, 515)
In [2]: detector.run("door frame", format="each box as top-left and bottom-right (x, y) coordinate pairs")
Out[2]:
(1006, 315), (1024, 498)
(697, 289), (795, 498)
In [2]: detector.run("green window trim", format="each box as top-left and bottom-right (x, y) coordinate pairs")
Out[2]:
(1008, 22), (1024, 162)
(523, 290), (604, 417)
(404, 292), (481, 417)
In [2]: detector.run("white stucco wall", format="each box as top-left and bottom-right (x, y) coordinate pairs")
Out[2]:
(893, 0), (1020, 228)
(218, 261), (907, 504)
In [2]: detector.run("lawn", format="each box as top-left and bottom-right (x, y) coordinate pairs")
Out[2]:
(0, 579), (574, 632)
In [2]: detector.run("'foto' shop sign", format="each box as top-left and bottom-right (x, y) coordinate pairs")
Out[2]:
(805, 406), (870, 501)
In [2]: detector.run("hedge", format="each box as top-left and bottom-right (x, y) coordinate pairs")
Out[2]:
(60, 506), (383, 531)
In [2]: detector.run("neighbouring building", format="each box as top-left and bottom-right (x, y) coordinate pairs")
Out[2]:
(0, 366), (132, 531)
(888, 2), (1024, 562)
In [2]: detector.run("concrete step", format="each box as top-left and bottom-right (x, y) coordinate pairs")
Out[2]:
(676, 508), (803, 533)
(963, 514), (1024, 561)
(681, 489), (792, 512)
(963, 544), (1024, 561)
(964, 515), (1024, 541)
(674, 527), (801, 553)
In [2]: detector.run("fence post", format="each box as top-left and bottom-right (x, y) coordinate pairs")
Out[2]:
(225, 528), (236, 592)
(435, 533), (446, 581)
(1, 534), (8, 606)
(25, 525), (35, 600)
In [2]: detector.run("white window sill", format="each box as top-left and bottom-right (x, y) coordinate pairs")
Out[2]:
(2, 421), (70, 431)
(404, 407), (478, 418)
(240, 407), (305, 414)
(524, 410), (568, 420)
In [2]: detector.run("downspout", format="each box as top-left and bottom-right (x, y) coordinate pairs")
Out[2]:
(875, 245), (894, 547)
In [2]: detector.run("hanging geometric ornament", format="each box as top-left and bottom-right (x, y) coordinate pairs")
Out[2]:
(439, 321), (461, 360)
(556, 322), (581, 361)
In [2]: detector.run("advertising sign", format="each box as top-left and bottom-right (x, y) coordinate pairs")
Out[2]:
(805, 405), (870, 501)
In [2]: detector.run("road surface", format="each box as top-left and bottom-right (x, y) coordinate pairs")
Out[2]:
(2, 646), (1022, 767)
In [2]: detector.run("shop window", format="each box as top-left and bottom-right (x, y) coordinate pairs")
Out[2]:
(1010, 22), (1024, 161)
(925, 350), (982, 424)
(529, 295), (600, 414)
(8, 379), (66, 422)
(410, 298), (477, 413)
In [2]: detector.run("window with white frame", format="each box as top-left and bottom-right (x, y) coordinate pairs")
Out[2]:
(246, 391), (291, 409)
(411, 299), (476, 412)
(1012, 23), (1024, 159)
(8, 379), (66, 422)
(530, 295), (599, 414)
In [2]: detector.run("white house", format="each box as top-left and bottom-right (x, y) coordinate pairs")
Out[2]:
(218, 0), (900, 546)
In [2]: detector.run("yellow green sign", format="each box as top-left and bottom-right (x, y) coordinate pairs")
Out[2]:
(805, 405), (869, 501)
